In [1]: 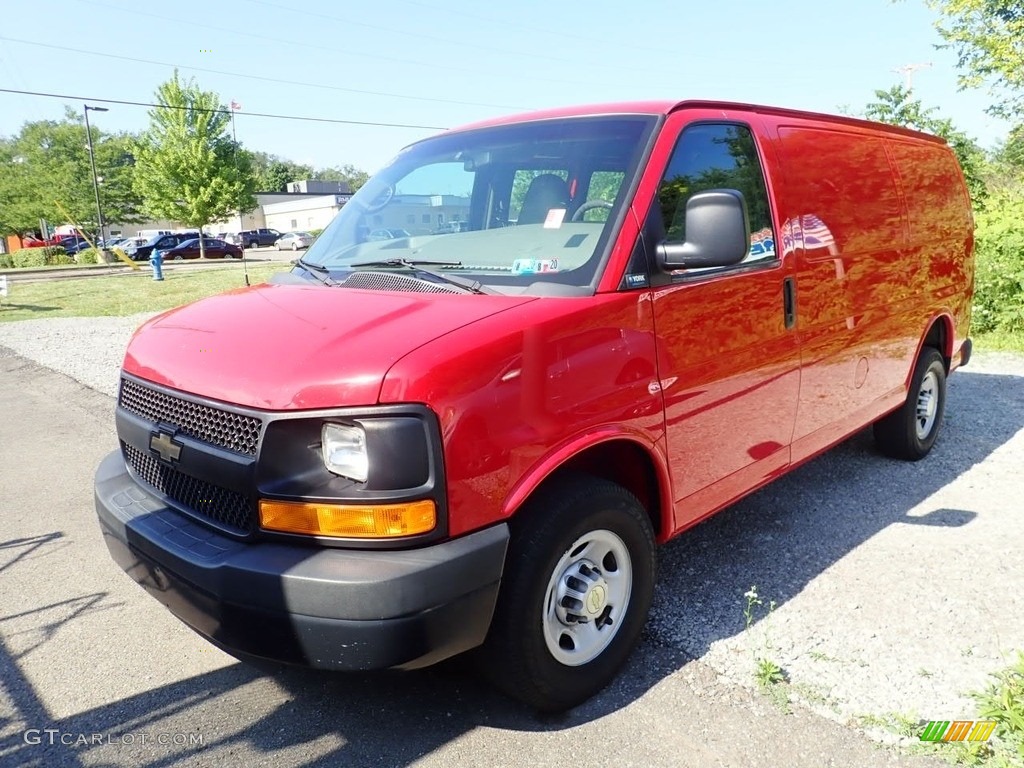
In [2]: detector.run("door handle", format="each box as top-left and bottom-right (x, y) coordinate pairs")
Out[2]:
(783, 277), (796, 330)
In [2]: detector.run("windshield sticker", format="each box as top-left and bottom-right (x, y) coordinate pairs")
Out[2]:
(512, 258), (559, 275)
(543, 209), (566, 229)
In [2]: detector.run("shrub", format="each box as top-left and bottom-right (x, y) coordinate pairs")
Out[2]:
(75, 248), (103, 264)
(11, 247), (50, 268)
(973, 193), (1024, 335)
(48, 250), (73, 265)
(9, 246), (74, 267)
(0, 253), (13, 269)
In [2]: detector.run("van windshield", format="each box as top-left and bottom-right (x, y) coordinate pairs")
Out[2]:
(301, 116), (656, 294)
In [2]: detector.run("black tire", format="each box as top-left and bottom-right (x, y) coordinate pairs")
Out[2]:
(873, 347), (946, 461)
(479, 474), (656, 712)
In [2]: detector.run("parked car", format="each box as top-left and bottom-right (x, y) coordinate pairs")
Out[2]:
(95, 99), (975, 713)
(130, 233), (200, 261)
(113, 237), (150, 255)
(275, 231), (314, 251)
(367, 228), (412, 241)
(160, 237), (243, 260)
(60, 237), (93, 255)
(237, 228), (282, 248)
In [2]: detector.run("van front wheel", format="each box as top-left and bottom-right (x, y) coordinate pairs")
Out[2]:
(873, 347), (946, 461)
(479, 475), (656, 712)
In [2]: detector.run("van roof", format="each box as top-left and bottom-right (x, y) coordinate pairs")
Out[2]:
(449, 100), (947, 145)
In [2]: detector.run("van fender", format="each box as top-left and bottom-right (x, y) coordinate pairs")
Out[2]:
(500, 426), (675, 540)
(910, 311), (956, 382)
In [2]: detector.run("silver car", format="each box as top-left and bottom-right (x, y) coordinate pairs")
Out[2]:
(275, 231), (314, 251)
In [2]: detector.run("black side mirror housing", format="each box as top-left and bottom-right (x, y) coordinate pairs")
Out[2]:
(657, 189), (750, 271)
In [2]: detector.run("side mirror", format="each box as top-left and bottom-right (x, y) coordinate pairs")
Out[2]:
(657, 189), (750, 271)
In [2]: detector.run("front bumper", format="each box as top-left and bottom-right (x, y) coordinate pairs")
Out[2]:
(94, 450), (508, 670)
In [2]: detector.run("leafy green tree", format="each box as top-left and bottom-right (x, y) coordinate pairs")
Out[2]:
(312, 164), (369, 191)
(972, 189), (1024, 334)
(921, 0), (1024, 118)
(0, 110), (142, 237)
(133, 71), (256, 257)
(245, 150), (314, 192)
(863, 85), (987, 203)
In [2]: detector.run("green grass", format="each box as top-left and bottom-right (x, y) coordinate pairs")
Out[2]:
(967, 651), (1024, 767)
(0, 263), (285, 323)
(974, 330), (1024, 354)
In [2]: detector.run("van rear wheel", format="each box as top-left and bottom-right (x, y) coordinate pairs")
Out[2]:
(479, 475), (656, 712)
(873, 347), (946, 461)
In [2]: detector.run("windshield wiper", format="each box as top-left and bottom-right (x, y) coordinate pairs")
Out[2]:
(294, 257), (337, 286)
(349, 258), (491, 295)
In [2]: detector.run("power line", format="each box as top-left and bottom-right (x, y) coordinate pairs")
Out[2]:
(393, 0), (648, 52)
(73, 0), (606, 91)
(240, 0), (577, 66)
(0, 87), (448, 130)
(73, 0), (479, 78)
(0, 36), (527, 111)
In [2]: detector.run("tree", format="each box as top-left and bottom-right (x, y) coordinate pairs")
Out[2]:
(863, 85), (987, 203)
(311, 164), (369, 192)
(922, 0), (1024, 118)
(245, 150), (313, 192)
(0, 110), (143, 237)
(133, 72), (256, 258)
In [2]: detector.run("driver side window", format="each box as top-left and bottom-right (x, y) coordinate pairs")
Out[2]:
(657, 123), (776, 264)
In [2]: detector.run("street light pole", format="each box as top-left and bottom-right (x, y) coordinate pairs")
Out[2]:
(83, 104), (109, 248)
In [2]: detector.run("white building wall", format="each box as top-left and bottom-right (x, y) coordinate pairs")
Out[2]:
(262, 194), (351, 232)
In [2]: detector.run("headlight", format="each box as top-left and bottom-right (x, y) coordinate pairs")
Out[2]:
(322, 423), (368, 482)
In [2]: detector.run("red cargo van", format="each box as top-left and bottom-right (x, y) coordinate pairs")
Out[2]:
(95, 100), (974, 711)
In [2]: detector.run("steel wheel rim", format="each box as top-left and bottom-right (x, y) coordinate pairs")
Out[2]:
(542, 529), (632, 667)
(915, 369), (939, 439)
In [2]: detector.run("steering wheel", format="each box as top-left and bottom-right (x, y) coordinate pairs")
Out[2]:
(359, 183), (395, 213)
(571, 200), (614, 221)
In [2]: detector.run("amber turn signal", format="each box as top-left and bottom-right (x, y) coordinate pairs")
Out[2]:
(258, 498), (436, 538)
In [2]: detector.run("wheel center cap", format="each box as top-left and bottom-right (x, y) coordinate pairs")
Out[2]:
(586, 584), (607, 615)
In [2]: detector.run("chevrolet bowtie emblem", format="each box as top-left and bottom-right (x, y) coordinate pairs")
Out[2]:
(150, 431), (183, 463)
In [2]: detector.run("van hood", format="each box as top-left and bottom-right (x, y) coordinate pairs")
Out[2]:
(122, 283), (535, 410)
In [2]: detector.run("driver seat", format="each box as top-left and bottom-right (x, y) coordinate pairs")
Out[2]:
(517, 174), (569, 225)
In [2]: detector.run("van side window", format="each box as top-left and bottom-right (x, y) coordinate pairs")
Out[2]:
(657, 123), (776, 265)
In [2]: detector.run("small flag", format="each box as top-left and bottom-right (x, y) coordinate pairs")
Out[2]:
(230, 100), (241, 111)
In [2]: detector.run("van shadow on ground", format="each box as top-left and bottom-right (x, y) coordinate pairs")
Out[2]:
(645, 366), (1022, 662)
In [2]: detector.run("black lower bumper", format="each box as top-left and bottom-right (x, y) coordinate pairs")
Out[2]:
(94, 451), (508, 671)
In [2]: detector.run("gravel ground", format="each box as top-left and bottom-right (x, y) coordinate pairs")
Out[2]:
(2, 313), (1022, 740)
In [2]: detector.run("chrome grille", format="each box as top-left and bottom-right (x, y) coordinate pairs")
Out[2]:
(119, 378), (262, 456)
(123, 442), (252, 533)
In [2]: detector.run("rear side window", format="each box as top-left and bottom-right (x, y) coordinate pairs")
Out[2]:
(657, 123), (776, 263)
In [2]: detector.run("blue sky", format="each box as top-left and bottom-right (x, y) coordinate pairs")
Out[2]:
(0, 0), (1013, 174)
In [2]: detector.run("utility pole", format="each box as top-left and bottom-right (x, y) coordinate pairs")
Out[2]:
(83, 104), (109, 249)
(230, 100), (250, 286)
(893, 63), (932, 90)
